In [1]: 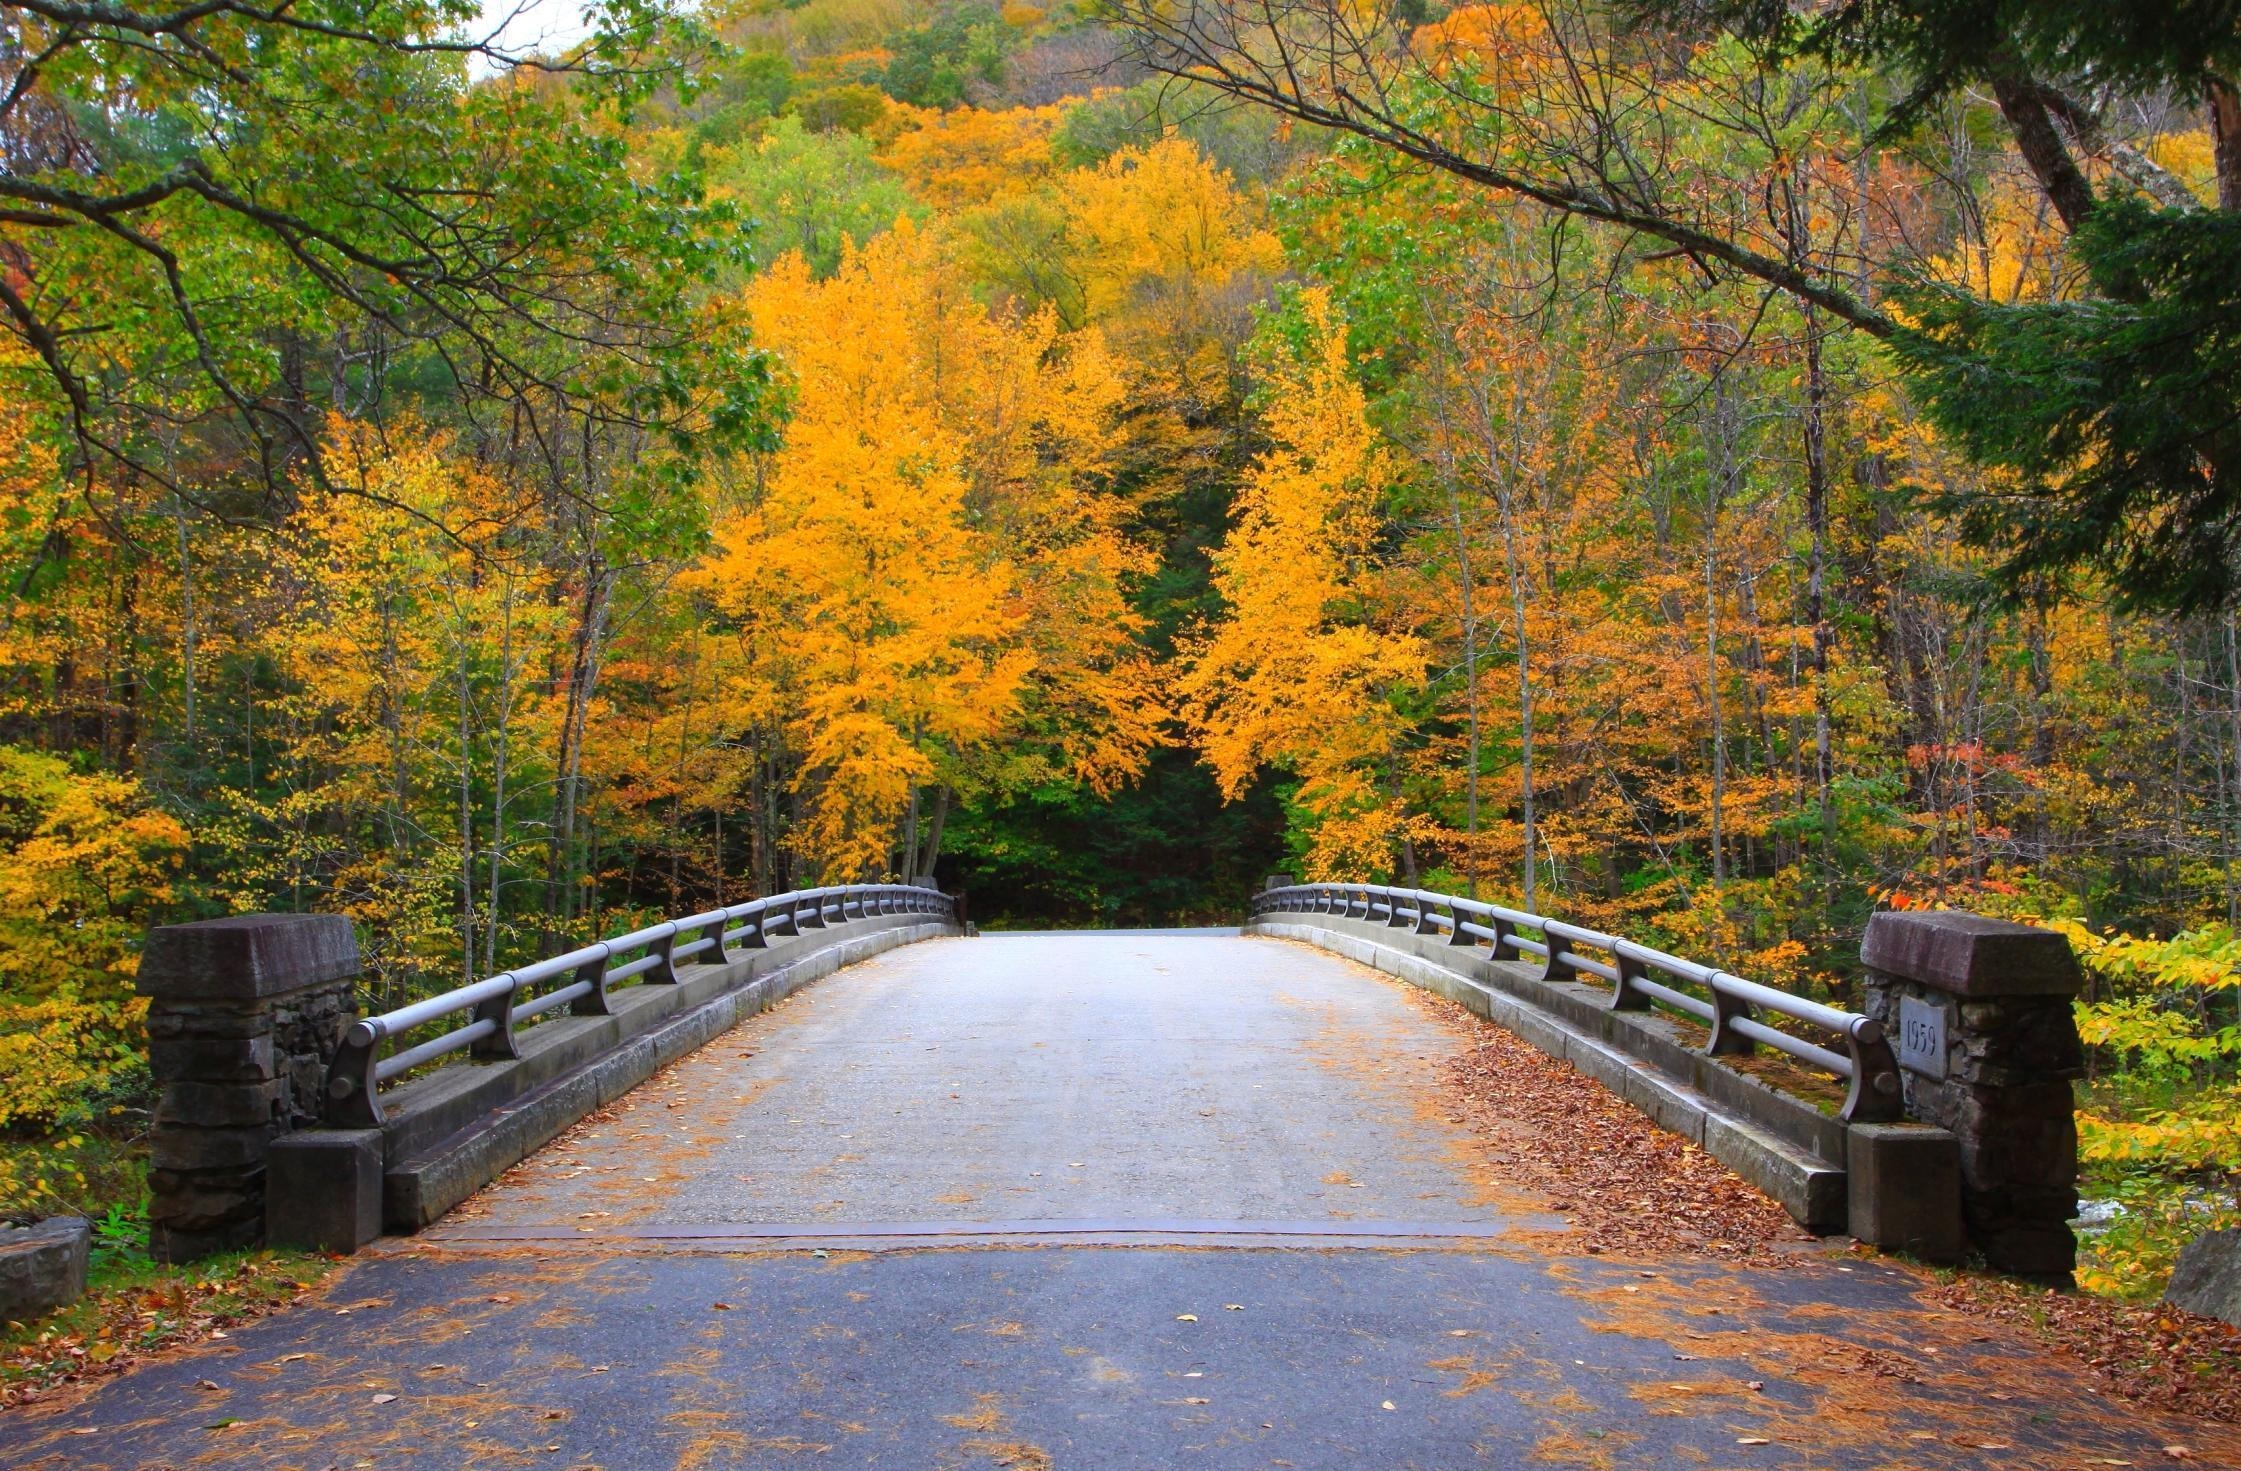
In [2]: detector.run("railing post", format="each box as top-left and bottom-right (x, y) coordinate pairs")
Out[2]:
(701, 917), (731, 967)
(136, 914), (361, 1261)
(1490, 915), (1519, 961)
(1446, 902), (1476, 947)
(1539, 926), (1573, 985)
(1611, 950), (1652, 1011)
(325, 1025), (383, 1128)
(1705, 978), (1753, 1050)
(1414, 894), (1442, 935)
(740, 902), (771, 949)
(570, 948), (615, 1016)
(469, 974), (522, 1059)
(1386, 887), (1411, 928)
(1861, 910), (2085, 1280)
(647, 927), (680, 984)
(799, 893), (828, 930)
(1837, 1016), (1904, 1124)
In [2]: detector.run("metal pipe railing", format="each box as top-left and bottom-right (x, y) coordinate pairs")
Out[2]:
(1249, 881), (1902, 1123)
(324, 882), (953, 1127)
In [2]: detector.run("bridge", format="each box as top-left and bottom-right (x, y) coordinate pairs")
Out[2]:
(9, 886), (2236, 1466)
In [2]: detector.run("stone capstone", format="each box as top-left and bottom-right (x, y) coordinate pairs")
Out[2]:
(138, 913), (359, 1001)
(2165, 1227), (2241, 1328)
(0, 1216), (90, 1321)
(1861, 910), (2081, 998)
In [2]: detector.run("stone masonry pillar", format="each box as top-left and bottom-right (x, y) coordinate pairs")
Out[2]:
(1860, 910), (2085, 1280)
(136, 914), (360, 1262)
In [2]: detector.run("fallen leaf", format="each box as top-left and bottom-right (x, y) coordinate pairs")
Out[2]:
(1380, 1401), (1396, 1411)
(1737, 1437), (1771, 1446)
(194, 1379), (220, 1391)
(712, 1302), (735, 1311)
(2164, 1449), (2193, 1462)
(1225, 1304), (1244, 1312)
(371, 1393), (397, 1405)
(1746, 1380), (1764, 1392)
(1175, 1313), (1198, 1322)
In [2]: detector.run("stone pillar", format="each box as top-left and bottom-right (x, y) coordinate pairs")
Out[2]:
(136, 914), (359, 1262)
(1860, 910), (2085, 1280)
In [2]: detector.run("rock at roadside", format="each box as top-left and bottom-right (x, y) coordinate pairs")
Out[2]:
(0, 1216), (92, 1322)
(2164, 1227), (2241, 1328)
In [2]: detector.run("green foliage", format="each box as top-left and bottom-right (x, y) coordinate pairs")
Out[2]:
(705, 116), (924, 276)
(1894, 201), (2241, 614)
(879, 2), (1013, 107)
(792, 83), (895, 134)
(4, 0), (754, 482)
(941, 751), (1288, 926)
(1052, 79), (1312, 185)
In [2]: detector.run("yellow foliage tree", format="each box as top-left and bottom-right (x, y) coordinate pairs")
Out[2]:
(694, 221), (1159, 878)
(878, 103), (1063, 210)
(1180, 288), (1423, 877)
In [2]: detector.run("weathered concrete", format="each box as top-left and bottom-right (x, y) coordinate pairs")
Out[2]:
(0, 1217), (88, 1322)
(2165, 1227), (2241, 1327)
(1862, 909), (2085, 1278)
(430, 933), (1509, 1237)
(138, 914), (360, 1261)
(1845, 1122), (1964, 1263)
(266, 1130), (383, 1254)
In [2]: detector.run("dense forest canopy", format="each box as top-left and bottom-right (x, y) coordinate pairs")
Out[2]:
(2, 0), (2238, 1295)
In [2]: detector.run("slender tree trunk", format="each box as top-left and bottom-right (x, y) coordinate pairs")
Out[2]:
(458, 642), (476, 985)
(918, 785), (950, 878)
(486, 583), (515, 974)
(1803, 310), (1835, 855)
(2208, 77), (2241, 213)
(1449, 494), (1483, 896)
(2226, 613), (2241, 925)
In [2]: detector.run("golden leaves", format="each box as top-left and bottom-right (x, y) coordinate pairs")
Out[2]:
(694, 223), (1160, 876)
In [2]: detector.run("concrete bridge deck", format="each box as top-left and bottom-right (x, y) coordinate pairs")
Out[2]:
(8, 933), (2235, 1468)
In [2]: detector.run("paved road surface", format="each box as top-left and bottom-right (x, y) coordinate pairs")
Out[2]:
(6, 933), (2233, 1469)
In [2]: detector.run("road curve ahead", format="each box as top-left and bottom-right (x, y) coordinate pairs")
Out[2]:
(6, 932), (2233, 1470)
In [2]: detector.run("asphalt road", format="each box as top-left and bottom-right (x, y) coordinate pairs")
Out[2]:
(6, 933), (2232, 1469)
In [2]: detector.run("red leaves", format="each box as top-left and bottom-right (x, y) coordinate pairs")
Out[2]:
(1933, 1277), (2241, 1427)
(1436, 1015), (1812, 1260)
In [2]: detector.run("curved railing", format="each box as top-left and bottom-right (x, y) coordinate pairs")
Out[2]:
(324, 883), (954, 1127)
(1250, 882), (1902, 1123)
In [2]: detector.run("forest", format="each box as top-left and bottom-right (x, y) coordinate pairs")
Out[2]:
(1, 0), (2237, 1301)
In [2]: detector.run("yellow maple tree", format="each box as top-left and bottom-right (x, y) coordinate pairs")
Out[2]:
(1180, 287), (1423, 878)
(694, 221), (1160, 878)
